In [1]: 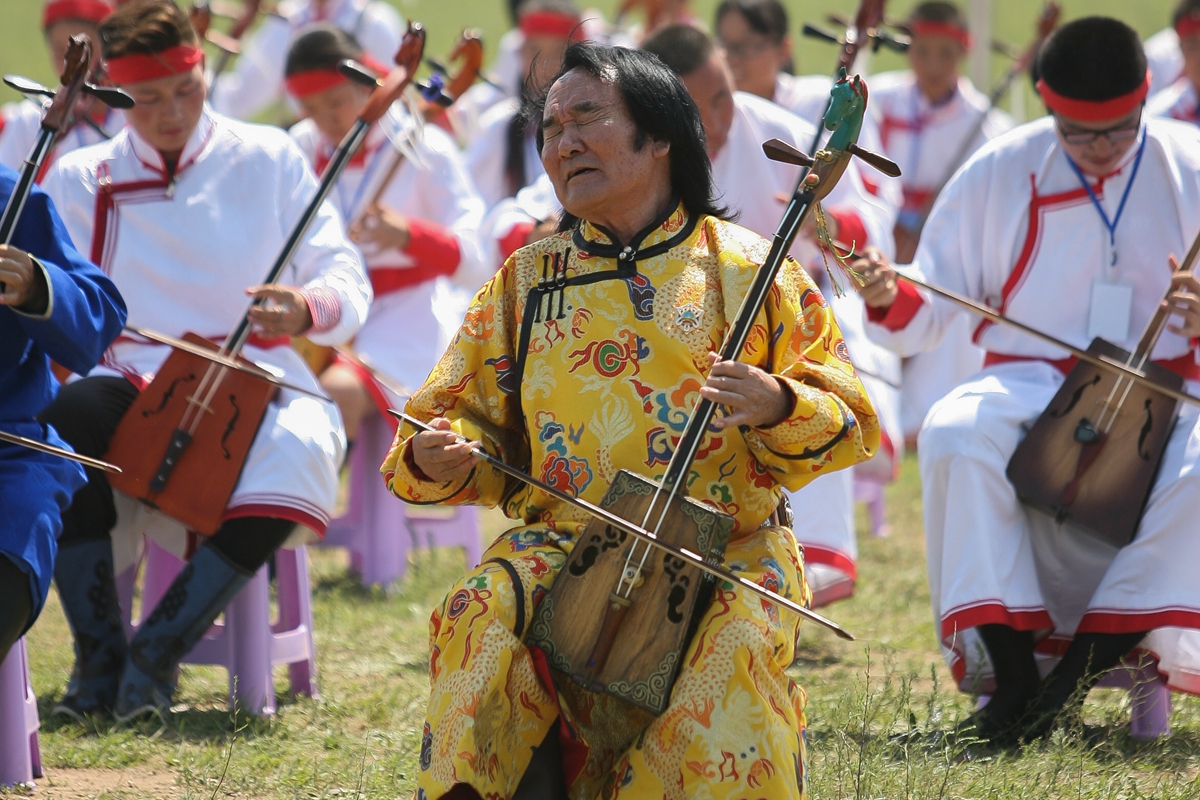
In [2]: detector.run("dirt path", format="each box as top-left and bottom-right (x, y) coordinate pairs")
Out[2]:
(25, 766), (181, 799)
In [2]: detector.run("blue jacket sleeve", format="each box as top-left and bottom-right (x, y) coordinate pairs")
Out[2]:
(12, 183), (126, 375)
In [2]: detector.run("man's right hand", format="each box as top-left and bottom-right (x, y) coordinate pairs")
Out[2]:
(851, 247), (900, 310)
(411, 417), (478, 482)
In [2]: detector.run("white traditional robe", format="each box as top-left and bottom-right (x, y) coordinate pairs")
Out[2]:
(42, 107), (371, 568)
(871, 70), (1009, 439)
(1149, 78), (1200, 125)
(463, 98), (544, 211)
(865, 116), (1200, 695)
(210, 0), (403, 122)
(0, 99), (123, 173)
(290, 106), (488, 406)
(1146, 27), (1184, 99)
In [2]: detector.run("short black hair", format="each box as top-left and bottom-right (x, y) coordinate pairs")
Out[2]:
(714, 0), (788, 44)
(1174, 0), (1200, 26)
(1035, 16), (1145, 101)
(285, 24), (364, 77)
(641, 24), (715, 77)
(529, 42), (728, 229)
(909, 1), (967, 27)
(100, 0), (198, 60)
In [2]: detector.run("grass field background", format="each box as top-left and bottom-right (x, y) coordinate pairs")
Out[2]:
(2, 0), (1200, 798)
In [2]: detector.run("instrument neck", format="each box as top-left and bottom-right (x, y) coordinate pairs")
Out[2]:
(659, 188), (815, 494)
(224, 118), (371, 356)
(0, 128), (56, 245)
(1133, 226), (1200, 360)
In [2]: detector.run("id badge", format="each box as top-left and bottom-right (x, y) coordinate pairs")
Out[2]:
(1087, 280), (1134, 341)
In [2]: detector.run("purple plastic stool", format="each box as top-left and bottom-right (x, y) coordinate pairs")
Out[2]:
(130, 540), (318, 716)
(854, 475), (890, 538)
(0, 638), (42, 786)
(324, 413), (483, 588)
(976, 658), (1170, 740)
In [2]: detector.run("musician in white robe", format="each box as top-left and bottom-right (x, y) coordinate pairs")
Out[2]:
(0, 0), (123, 173)
(1148, 2), (1200, 125)
(856, 17), (1200, 743)
(463, 1), (583, 210)
(209, 0), (402, 122)
(39, 0), (370, 722)
(643, 24), (903, 607)
(870, 2), (1011, 446)
(284, 25), (488, 440)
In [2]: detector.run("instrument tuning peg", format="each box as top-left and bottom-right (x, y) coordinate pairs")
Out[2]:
(418, 74), (453, 107)
(762, 138), (815, 168)
(338, 59), (381, 88)
(3, 74), (53, 99)
(800, 23), (843, 47)
(870, 29), (911, 53)
(848, 143), (902, 177)
(85, 83), (135, 109)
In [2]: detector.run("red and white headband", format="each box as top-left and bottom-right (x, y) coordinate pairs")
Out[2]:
(42, 0), (113, 28)
(1037, 71), (1151, 122)
(909, 20), (971, 49)
(105, 44), (204, 85)
(519, 10), (584, 42)
(285, 54), (389, 99)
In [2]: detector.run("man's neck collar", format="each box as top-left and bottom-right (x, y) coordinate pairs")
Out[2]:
(573, 198), (695, 263)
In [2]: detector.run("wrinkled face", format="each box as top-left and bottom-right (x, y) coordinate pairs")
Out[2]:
(44, 19), (102, 76)
(1182, 33), (1200, 93)
(540, 68), (671, 224)
(121, 63), (207, 160)
(521, 32), (571, 89)
(297, 81), (371, 144)
(1054, 107), (1142, 176)
(679, 51), (736, 158)
(715, 9), (790, 100)
(907, 33), (965, 101)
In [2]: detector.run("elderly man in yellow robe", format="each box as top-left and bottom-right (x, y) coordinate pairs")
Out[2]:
(383, 42), (879, 800)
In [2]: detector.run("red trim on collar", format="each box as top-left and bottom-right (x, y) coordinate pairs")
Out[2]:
(1037, 72), (1151, 122)
(106, 44), (203, 85)
(519, 10), (584, 41)
(42, 0), (111, 28)
(909, 20), (971, 49)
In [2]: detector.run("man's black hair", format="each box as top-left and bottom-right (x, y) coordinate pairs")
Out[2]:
(1035, 16), (1146, 101)
(909, 1), (967, 27)
(1174, 0), (1200, 26)
(285, 24), (363, 77)
(529, 42), (729, 231)
(714, 0), (788, 43)
(640, 24), (715, 77)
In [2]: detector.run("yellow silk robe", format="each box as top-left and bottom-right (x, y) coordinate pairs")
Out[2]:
(383, 204), (879, 800)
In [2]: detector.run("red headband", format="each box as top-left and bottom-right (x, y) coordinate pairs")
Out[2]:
(285, 55), (389, 98)
(1176, 14), (1200, 39)
(909, 20), (971, 49)
(105, 44), (203, 85)
(519, 10), (584, 41)
(1037, 71), (1151, 122)
(42, 0), (112, 28)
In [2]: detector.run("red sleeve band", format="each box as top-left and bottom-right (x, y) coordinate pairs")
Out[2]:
(865, 278), (924, 331)
(825, 207), (869, 252)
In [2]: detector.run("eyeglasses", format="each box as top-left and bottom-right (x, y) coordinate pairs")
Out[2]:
(1054, 109), (1143, 146)
(718, 37), (778, 60)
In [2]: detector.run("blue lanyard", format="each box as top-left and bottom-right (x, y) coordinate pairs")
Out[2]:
(1064, 130), (1146, 266)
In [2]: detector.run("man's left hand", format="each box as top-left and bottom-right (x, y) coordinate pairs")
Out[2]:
(0, 245), (48, 314)
(700, 352), (792, 430)
(245, 285), (313, 336)
(350, 206), (411, 252)
(1165, 258), (1200, 338)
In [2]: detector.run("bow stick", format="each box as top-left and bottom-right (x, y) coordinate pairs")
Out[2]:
(390, 411), (854, 641)
(122, 326), (331, 399)
(863, 270), (1200, 409)
(333, 345), (412, 399)
(0, 429), (121, 473)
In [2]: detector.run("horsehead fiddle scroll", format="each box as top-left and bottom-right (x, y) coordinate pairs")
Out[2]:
(395, 73), (901, 720)
(102, 24), (428, 536)
(0, 37), (131, 474)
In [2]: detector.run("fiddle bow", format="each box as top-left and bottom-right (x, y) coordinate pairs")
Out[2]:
(195, 0), (264, 106)
(102, 24), (428, 536)
(0, 37), (130, 474)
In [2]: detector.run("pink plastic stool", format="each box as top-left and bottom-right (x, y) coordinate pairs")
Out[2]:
(0, 638), (42, 786)
(976, 659), (1170, 740)
(853, 475), (890, 538)
(324, 413), (482, 588)
(130, 540), (318, 716)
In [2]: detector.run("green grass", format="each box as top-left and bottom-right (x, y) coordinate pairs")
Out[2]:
(6, 457), (1200, 798)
